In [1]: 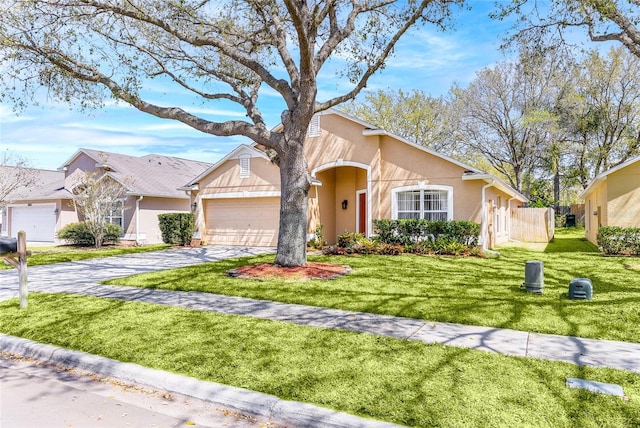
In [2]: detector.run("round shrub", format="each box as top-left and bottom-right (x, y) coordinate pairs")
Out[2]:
(57, 222), (122, 247)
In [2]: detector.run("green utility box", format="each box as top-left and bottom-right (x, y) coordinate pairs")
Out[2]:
(569, 278), (593, 300)
(523, 260), (544, 294)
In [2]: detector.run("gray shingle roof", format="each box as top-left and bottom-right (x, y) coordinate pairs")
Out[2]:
(1, 167), (67, 201)
(68, 149), (213, 198)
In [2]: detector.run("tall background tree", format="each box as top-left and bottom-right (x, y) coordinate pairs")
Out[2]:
(566, 47), (640, 184)
(341, 89), (454, 152)
(448, 53), (567, 195)
(495, 0), (640, 59)
(0, 0), (462, 267)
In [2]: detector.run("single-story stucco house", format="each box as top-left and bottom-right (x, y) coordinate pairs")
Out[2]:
(182, 109), (528, 249)
(1, 149), (212, 244)
(580, 155), (640, 245)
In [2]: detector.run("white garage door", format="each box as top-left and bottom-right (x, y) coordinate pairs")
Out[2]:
(11, 204), (57, 242)
(204, 198), (279, 246)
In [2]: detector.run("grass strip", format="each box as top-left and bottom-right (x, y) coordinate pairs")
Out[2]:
(1, 293), (639, 427)
(103, 230), (640, 343)
(1, 244), (170, 270)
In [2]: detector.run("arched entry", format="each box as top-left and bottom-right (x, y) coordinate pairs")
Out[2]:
(310, 161), (370, 245)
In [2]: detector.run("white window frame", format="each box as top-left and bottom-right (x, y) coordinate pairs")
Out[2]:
(239, 155), (250, 178)
(105, 199), (125, 229)
(391, 184), (453, 221)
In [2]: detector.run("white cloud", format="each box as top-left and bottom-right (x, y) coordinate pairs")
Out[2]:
(0, 104), (34, 123)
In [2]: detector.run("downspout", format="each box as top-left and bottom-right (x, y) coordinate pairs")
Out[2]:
(135, 196), (143, 245)
(481, 180), (499, 256)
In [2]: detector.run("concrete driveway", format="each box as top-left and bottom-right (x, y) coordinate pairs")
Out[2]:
(0, 245), (275, 301)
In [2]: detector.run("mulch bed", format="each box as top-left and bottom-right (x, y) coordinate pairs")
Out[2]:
(227, 262), (351, 281)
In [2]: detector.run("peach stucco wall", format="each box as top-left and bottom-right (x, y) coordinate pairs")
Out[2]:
(126, 196), (190, 244)
(583, 160), (640, 245)
(197, 156), (280, 196)
(583, 182), (607, 245)
(607, 161), (640, 228)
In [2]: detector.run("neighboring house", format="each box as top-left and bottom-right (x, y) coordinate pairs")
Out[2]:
(4, 149), (212, 244)
(0, 167), (64, 239)
(183, 109), (528, 249)
(580, 155), (640, 245)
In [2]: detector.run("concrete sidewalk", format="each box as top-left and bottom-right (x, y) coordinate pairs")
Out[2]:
(4, 280), (640, 374)
(1, 245), (639, 426)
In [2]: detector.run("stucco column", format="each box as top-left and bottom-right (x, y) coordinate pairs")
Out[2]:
(369, 137), (382, 224)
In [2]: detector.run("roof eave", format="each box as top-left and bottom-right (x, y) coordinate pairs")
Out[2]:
(579, 176), (606, 199)
(462, 173), (529, 202)
(125, 191), (190, 199)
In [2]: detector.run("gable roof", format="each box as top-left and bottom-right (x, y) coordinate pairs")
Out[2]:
(579, 155), (640, 199)
(326, 109), (527, 201)
(63, 149), (213, 198)
(193, 108), (526, 201)
(182, 144), (269, 188)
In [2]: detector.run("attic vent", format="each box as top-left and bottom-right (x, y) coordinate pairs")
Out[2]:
(307, 114), (321, 137)
(239, 155), (250, 178)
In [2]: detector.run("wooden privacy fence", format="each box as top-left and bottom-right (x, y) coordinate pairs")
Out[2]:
(510, 207), (555, 243)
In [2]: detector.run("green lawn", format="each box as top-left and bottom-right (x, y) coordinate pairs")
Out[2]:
(1, 244), (171, 270)
(104, 229), (640, 343)
(1, 293), (638, 427)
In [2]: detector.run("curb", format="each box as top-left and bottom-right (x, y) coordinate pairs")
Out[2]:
(0, 334), (403, 428)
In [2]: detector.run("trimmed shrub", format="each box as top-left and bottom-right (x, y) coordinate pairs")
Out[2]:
(158, 213), (195, 246)
(371, 219), (399, 245)
(57, 222), (122, 247)
(597, 226), (640, 255)
(373, 219), (480, 250)
(322, 220), (480, 257)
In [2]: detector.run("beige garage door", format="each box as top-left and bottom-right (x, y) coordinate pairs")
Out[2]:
(204, 197), (280, 246)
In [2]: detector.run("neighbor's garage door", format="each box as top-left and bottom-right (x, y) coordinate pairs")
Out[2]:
(11, 204), (56, 242)
(204, 198), (279, 246)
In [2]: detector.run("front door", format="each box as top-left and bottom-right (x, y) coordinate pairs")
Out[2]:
(357, 191), (367, 234)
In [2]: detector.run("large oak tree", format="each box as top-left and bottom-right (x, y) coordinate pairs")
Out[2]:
(0, 0), (462, 266)
(341, 88), (454, 152)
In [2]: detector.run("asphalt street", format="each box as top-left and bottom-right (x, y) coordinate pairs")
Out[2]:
(1, 353), (278, 428)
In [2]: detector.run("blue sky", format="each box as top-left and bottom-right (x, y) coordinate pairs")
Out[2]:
(0, 2), (531, 170)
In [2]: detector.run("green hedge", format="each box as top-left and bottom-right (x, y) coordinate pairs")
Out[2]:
(597, 226), (640, 255)
(57, 222), (122, 247)
(322, 220), (481, 257)
(373, 219), (480, 247)
(158, 213), (195, 246)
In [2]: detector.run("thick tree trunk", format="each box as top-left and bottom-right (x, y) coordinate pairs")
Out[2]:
(553, 169), (560, 209)
(274, 140), (310, 267)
